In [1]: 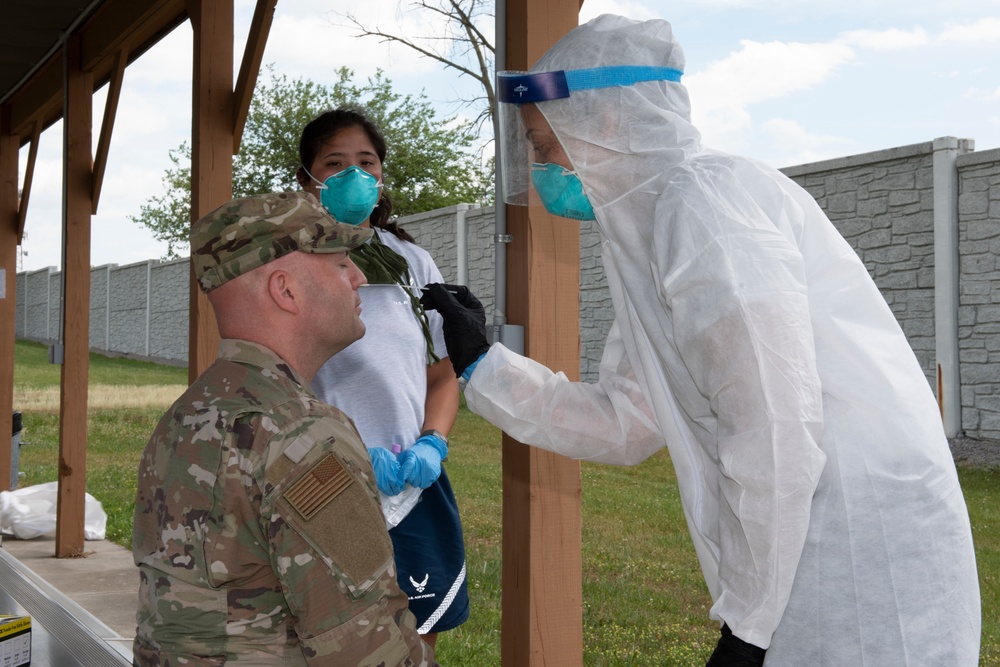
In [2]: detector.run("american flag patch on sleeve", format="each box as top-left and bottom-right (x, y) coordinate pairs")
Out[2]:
(284, 454), (354, 520)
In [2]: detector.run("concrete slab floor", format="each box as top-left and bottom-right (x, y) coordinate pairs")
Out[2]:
(0, 535), (137, 641)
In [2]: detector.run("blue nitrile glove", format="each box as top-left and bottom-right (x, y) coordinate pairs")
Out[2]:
(369, 446), (405, 496)
(462, 354), (484, 382)
(398, 432), (449, 489)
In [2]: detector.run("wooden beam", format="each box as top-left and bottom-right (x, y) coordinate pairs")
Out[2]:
(187, 0), (233, 380)
(16, 121), (39, 242)
(4, 1), (188, 236)
(81, 0), (187, 75)
(233, 0), (276, 153)
(5, 0), (187, 146)
(0, 107), (19, 492)
(56, 33), (93, 558)
(7, 55), (63, 145)
(91, 47), (128, 213)
(501, 1), (584, 665)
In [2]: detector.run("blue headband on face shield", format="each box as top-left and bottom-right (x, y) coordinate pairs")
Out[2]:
(498, 65), (683, 103)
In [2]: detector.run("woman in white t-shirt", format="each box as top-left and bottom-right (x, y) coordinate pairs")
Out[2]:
(297, 107), (469, 649)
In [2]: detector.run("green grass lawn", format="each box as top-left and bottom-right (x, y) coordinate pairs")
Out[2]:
(10, 340), (1000, 665)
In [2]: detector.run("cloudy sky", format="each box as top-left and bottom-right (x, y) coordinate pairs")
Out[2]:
(15, 0), (1000, 272)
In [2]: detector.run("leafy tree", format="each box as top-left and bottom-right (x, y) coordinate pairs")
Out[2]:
(132, 66), (491, 258)
(131, 144), (192, 258)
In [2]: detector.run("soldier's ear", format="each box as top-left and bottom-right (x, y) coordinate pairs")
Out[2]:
(267, 268), (300, 314)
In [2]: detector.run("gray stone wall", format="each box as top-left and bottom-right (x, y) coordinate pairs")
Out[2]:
(399, 204), (498, 319)
(956, 148), (1000, 439)
(90, 266), (111, 350)
(15, 258), (189, 365)
(149, 259), (189, 362)
(580, 223), (611, 381)
(110, 262), (149, 357)
(16, 267), (59, 342)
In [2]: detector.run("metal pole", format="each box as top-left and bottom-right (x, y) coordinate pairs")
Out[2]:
(492, 0), (520, 350)
(932, 136), (970, 437)
(105, 264), (111, 351)
(457, 203), (470, 285)
(145, 260), (152, 356)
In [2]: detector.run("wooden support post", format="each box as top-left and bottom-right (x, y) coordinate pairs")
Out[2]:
(501, 1), (584, 665)
(56, 33), (94, 557)
(186, 0), (234, 381)
(0, 108), (18, 493)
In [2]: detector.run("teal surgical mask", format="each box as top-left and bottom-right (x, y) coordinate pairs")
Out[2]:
(307, 165), (382, 225)
(530, 162), (595, 221)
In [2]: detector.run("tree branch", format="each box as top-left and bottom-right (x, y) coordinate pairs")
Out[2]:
(332, 0), (496, 129)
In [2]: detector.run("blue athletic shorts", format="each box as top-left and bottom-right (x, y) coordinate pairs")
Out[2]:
(389, 466), (470, 634)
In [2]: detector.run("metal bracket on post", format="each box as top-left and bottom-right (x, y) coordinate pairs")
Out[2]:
(48, 343), (64, 365)
(488, 231), (521, 352)
(491, 324), (524, 355)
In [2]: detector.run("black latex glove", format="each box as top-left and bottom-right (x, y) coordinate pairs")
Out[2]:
(705, 624), (766, 667)
(419, 283), (490, 378)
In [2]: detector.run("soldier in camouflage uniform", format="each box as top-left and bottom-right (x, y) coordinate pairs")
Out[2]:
(132, 191), (436, 666)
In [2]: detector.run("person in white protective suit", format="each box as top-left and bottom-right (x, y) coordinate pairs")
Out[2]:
(419, 13), (982, 667)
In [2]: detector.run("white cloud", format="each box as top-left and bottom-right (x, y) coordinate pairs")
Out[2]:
(680, 11), (1000, 165)
(835, 18), (1000, 52)
(263, 14), (384, 80)
(688, 40), (856, 105)
(757, 117), (855, 165)
(965, 86), (1000, 100)
(829, 18), (1000, 54)
(580, 0), (662, 22)
(129, 26), (193, 88)
(838, 27), (929, 50)
(685, 38), (855, 151)
(690, 102), (754, 153)
(939, 17), (1000, 44)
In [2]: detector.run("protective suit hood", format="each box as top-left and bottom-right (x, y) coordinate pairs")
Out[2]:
(531, 14), (702, 217)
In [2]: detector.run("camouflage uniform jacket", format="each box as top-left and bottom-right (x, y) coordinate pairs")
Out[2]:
(133, 339), (434, 666)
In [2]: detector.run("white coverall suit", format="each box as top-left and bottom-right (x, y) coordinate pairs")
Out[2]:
(470, 14), (981, 665)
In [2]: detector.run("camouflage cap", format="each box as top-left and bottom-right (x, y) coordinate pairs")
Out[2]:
(191, 191), (372, 292)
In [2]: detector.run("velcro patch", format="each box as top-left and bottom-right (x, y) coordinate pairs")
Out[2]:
(284, 454), (353, 520)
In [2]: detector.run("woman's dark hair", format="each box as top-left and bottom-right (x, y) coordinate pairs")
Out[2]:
(297, 107), (414, 242)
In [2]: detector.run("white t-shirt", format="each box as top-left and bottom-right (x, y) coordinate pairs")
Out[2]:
(311, 228), (448, 451)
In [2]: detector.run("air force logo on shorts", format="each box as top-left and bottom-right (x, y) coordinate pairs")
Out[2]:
(409, 573), (430, 594)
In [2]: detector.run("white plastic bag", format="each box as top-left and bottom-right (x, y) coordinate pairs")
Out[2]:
(0, 482), (107, 540)
(379, 485), (423, 528)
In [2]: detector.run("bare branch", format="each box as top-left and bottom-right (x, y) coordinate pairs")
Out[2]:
(330, 0), (496, 130)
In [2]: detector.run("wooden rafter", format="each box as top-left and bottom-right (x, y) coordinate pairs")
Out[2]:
(91, 47), (128, 213)
(233, 0), (276, 153)
(16, 121), (40, 242)
(5, 0), (187, 147)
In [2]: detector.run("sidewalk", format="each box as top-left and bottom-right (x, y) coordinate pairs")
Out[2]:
(0, 534), (136, 657)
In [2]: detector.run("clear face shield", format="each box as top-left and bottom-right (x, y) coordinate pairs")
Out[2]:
(496, 66), (684, 214)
